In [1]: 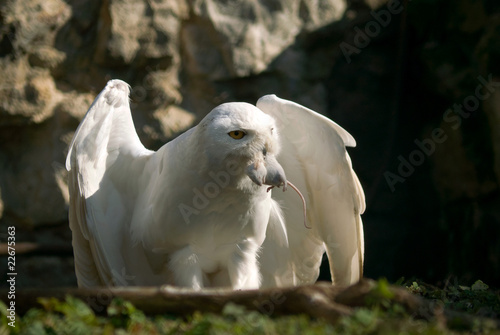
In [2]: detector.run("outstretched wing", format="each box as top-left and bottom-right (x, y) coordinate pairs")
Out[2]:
(66, 80), (154, 287)
(257, 95), (365, 287)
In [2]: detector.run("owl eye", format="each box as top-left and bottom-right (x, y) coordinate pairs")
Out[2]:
(228, 130), (246, 139)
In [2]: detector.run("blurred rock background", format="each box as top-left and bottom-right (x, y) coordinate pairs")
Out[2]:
(0, 0), (499, 287)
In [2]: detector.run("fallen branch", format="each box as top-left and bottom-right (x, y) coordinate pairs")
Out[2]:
(2, 279), (498, 330)
(5, 282), (351, 323)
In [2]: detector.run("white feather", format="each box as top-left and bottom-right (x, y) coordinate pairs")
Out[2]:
(257, 94), (365, 287)
(66, 81), (365, 289)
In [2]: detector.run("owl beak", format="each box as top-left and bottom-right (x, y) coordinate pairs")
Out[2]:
(246, 154), (287, 190)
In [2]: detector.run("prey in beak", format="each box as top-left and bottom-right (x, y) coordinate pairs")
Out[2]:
(246, 154), (287, 190)
(246, 153), (310, 229)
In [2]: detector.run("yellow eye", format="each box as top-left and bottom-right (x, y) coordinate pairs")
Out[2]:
(228, 130), (246, 139)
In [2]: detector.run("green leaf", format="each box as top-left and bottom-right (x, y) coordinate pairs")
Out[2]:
(471, 280), (489, 291)
(374, 278), (395, 299)
(353, 308), (377, 327)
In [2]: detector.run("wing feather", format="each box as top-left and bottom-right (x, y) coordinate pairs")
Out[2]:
(257, 94), (365, 287)
(66, 80), (154, 287)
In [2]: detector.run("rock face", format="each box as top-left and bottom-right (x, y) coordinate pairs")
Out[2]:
(0, 0), (347, 226)
(0, 0), (499, 287)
